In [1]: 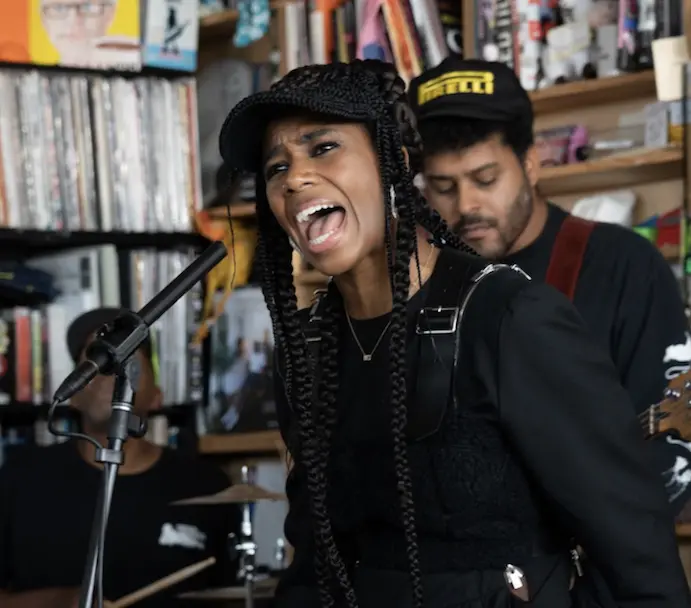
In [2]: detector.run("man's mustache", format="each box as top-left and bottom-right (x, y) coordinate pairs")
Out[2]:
(452, 215), (498, 235)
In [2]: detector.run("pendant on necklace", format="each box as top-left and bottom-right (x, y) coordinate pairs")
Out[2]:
(362, 354), (372, 362)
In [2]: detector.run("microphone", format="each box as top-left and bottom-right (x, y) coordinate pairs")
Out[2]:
(53, 240), (227, 403)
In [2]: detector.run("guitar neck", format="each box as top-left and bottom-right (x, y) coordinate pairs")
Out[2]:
(640, 404), (659, 439)
(638, 373), (691, 442)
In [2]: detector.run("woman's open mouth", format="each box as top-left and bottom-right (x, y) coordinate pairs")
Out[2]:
(295, 202), (347, 254)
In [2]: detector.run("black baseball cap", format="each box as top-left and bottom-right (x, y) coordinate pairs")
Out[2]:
(219, 63), (389, 173)
(408, 57), (533, 125)
(67, 307), (153, 364)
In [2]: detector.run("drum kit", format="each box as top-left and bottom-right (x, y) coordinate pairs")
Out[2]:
(172, 465), (287, 607)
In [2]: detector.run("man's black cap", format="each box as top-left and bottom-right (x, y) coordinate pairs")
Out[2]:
(408, 57), (533, 125)
(67, 307), (153, 364)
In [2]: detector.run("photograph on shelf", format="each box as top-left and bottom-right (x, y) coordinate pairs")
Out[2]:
(0, 0), (142, 71)
(205, 286), (278, 435)
(142, 0), (199, 72)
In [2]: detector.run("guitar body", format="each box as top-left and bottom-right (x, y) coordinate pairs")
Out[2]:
(642, 370), (691, 440)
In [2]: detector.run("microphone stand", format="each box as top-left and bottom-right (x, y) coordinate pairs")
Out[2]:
(49, 241), (228, 608)
(79, 357), (147, 608)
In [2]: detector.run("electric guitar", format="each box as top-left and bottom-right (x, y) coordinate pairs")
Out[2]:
(639, 370), (691, 440)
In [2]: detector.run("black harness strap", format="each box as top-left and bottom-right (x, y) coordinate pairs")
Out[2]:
(299, 249), (532, 440)
(408, 248), (475, 439)
(412, 250), (532, 439)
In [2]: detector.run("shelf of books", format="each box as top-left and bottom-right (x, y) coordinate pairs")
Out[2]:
(528, 70), (657, 116)
(539, 146), (684, 197)
(0, 1), (209, 456)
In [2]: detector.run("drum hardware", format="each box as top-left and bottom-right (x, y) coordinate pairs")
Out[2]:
(176, 465), (286, 605)
(176, 577), (277, 601)
(170, 482), (286, 505)
(274, 538), (287, 570)
(233, 466), (260, 608)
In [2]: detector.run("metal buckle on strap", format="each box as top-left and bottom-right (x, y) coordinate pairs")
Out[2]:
(415, 306), (460, 335)
(306, 291), (327, 343)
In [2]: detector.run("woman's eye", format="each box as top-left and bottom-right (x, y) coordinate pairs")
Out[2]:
(265, 163), (287, 180)
(475, 177), (496, 188)
(312, 141), (339, 156)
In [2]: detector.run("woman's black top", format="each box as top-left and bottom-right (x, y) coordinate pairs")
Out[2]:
(273, 248), (689, 608)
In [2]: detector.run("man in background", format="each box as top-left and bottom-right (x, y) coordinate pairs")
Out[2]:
(410, 57), (691, 514)
(0, 307), (239, 607)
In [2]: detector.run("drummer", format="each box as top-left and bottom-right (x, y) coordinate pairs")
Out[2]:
(0, 307), (241, 608)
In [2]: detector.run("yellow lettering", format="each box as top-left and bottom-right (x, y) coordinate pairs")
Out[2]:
(418, 71), (495, 105)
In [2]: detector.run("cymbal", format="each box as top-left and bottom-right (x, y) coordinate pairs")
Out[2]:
(170, 483), (286, 506)
(177, 578), (277, 600)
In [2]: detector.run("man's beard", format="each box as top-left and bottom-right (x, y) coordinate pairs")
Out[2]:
(451, 180), (533, 259)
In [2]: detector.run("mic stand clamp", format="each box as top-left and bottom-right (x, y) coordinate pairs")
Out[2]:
(78, 357), (147, 608)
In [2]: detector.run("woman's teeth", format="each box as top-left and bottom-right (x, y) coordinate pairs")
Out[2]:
(309, 229), (336, 246)
(296, 203), (336, 224)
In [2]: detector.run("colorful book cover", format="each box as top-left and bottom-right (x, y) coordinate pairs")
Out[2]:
(29, 0), (141, 71)
(0, 1), (31, 64)
(142, 0), (198, 72)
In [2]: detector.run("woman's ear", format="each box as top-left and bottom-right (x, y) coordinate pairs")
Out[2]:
(402, 146), (410, 168)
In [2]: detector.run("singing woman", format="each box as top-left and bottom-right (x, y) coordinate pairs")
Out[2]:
(218, 60), (689, 607)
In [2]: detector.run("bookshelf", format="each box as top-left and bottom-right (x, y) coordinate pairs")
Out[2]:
(0, 229), (208, 251)
(528, 70), (658, 115)
(0, 51), (207, 444)
(539, 147), (684, 197)
(199, 1), (286, 42)
(199, 8), (240, 40)
(206, 203), (258, 220)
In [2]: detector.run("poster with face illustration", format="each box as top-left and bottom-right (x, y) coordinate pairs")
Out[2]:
(30, 0), (141, 71)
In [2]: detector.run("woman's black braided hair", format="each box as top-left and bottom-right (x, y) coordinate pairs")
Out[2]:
(253, 60), (476, 608)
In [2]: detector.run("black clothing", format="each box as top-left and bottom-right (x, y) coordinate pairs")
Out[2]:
(0, 441), (239, 607)
(408, 57), (533, 125)
(504, 203), (691, 511)
(274, 248), (689, 607)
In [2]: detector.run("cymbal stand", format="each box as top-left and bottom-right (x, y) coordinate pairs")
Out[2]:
(232, 465), (257, 608)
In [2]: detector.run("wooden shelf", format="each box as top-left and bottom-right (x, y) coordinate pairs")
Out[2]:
(199, 430), (283, 455)
(529, 71), (657, 115)
(199, 2), (285, 41)
(199, 9), (239, 40)
(0, 229), (209, 251)
(206, 203), (257, 219)
(538, 146), (683, 197)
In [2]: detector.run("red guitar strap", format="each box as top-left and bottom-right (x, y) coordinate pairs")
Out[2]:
(544, 215), (596, 302)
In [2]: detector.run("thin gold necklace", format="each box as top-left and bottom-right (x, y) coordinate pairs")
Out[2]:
(346, 314), (392, 362)
(346, 246), (433, 362)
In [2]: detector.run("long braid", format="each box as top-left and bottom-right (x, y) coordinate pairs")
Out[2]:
(371, 65), (478, 608)
(313, 282), (360, 606)
(255, 183), (358, 606)
(376, 116), (425, 608)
